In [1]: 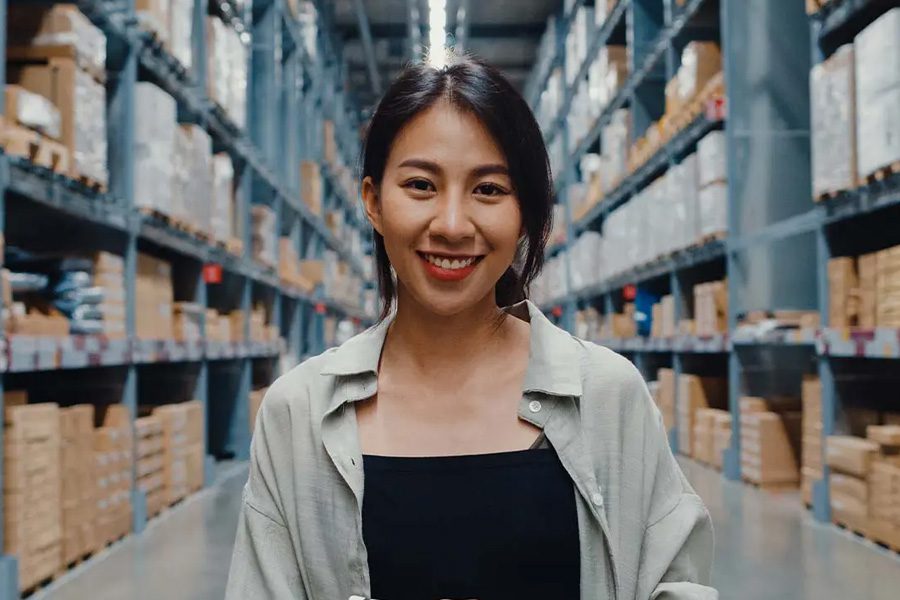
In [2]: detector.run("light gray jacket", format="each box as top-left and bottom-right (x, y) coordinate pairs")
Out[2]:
(225, 300), (717, 600)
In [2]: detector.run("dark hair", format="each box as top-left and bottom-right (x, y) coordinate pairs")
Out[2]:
(361, 54), (554, 320)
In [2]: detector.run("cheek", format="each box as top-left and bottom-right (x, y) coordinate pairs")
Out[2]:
(480, 204), (523, 254)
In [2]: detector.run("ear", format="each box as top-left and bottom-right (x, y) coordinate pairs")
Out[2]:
(361, 176), (384, 236)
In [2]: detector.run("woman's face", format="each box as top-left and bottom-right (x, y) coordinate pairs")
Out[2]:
(363, 100), (523, 317)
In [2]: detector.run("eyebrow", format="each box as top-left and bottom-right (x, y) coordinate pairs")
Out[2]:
(397, 159), (509, 178)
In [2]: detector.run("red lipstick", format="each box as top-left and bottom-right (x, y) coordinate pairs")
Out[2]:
(419, 253), (481, 282)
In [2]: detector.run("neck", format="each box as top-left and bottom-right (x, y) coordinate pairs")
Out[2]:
(385, 285), (510, 374)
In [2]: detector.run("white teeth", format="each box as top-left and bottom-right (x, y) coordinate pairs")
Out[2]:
(424, 254), (477, 270)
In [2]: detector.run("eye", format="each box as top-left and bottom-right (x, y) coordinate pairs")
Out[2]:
(403, 178), (436, 193)
(474, 183), (508, 197)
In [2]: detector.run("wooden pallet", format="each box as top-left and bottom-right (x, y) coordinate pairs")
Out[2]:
(813, 188), (847, 202)
(72, 173), (107, 193)
(742, 478), (799, 493)
(696, 230), (727, 246)
(1, 121), (71, 174)
(860, 161), (900, 186)
(7, 44), (106, 85)
(22, 573), (55, 598)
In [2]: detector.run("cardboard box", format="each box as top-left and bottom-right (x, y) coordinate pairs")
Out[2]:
(7, 57), (107, 186)
(676, 42), (722, 106)
(858, 252), (878, 327)
(868, 425), (900, 446)
(657, 368), (676, 432)
(300, 161), (323, 216)
(810, 44), (857, 197)
(826, 435), (880, 477)
(828, 256), (858, 328)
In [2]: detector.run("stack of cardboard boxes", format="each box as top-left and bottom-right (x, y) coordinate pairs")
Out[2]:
(692, 408), (731, 469)
(135, 415), (167, 519)
(877, 246), (900, 328)
(826, 434), (880, 526)
(3, 395), (62, 592)
(279, 238), (315, 293)
(172, 124), (213, 236)
(60, 405), (97, 566)
(655, 368), (676, 433)
(740, 396), (802, 487)
(694, 280), (728, 337)
(650, 295), (676, 339)
(251, 205), (277, 269)
(90, 251), (127, 339)
(6, 4), (109, 188)
(828, 246), (900, 329)
(301, 161), (323, 216)
(154, 401), (204, 506)
(802, 376), (825, 506)
(249, 305), (279, 344)
(677, 374), (727, 458)
(205, 309), (245, 343)
(173, 302), (204, 343)
(696, 131), (728, 240)
(810, 44), (857, 198)
(94, 405), (133, 545)
(206, 14), (248, 127)
(599, 304), (637, 339)
(854, 9), (900, 183)
(867, 426), (900, 545)
(136, 253), (174, 340)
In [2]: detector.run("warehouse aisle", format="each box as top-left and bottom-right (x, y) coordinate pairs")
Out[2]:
(39, 459), (900, 599)
(36, 463), (247, 600)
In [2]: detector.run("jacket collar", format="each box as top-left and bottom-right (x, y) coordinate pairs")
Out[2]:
(319, 299), (583, 398)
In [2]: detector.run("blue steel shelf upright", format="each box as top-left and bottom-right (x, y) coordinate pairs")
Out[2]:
(531, 0), (817, 486)
(0, 0), (372, 594)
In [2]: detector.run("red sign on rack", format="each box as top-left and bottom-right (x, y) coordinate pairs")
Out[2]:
(203, 263), (223, 284)
(623, 284), (637, 301)
(315, 303), (326, 314)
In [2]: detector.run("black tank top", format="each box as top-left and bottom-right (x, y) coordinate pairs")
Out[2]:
(361, 446), (581, 600)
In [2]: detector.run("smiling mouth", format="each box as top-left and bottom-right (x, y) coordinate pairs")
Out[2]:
(417, 252), (485, 271)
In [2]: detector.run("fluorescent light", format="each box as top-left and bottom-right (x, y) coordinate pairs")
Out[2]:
(427, 0), (447, 68)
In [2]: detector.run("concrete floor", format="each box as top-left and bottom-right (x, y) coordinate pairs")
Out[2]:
(38, 459), (900, 599)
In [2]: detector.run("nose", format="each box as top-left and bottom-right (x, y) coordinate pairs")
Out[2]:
(429, 190), (476, 242)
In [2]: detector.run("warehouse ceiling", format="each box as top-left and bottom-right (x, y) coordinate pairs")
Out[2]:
(331, 0), (559, 113)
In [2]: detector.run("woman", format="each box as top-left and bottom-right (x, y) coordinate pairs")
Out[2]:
(226, 54), (716, 600)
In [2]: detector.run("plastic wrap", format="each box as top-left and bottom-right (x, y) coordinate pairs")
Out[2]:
(602, 109), (630, 187)
(171, 125), (192, 223)
(181, 125), (213, 235)
(168, 0), (193, 70)
(681, 153), (700, 245)
(5, 86), (61, 139)
(7, 272), (49, 293)
(676, 42), (721, 105)
(212, 153), (235, 243)
(810, 44), (857, 196)
(8, 4), (106, 77)
(136, 0), (169, 43)
(698, 181), (728, 239)
(135, 82), (177, 215)
(697, 130), (727, 188)
(854, 8), (900, 178)
(75, 67), (108, 185)
(252, 205), (277, 267)
(207, 16), (248, 125)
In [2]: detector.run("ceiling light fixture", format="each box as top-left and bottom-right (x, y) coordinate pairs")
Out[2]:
(427, 0), (448, 68)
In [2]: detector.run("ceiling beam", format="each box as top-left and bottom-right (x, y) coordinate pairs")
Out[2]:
(454, 0), (470, 53)
(340, 21), (546, 40)
(351, 0), (382, 95)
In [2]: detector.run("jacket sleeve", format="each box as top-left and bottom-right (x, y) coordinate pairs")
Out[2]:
(635, 390), (717, 599)
(225, 387), (307, 599)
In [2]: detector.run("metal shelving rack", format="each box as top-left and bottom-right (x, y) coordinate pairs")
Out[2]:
(532, 0), (900, 529)
(0, 0), (372, 592)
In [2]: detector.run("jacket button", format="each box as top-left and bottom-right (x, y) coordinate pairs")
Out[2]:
(591, 492), (604, 507)
(528, 400), (542, 413)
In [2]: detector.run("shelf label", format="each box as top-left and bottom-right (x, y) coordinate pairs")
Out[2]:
(203, 263), (223, 284)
